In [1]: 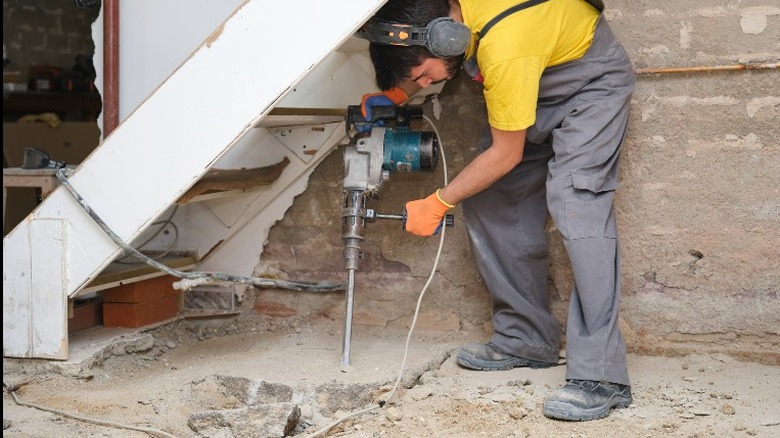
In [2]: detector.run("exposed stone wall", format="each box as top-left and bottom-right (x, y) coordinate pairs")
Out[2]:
(257, 2), (779, 363)
(3, 0), (99, 80)
(606, 1), (779, 362)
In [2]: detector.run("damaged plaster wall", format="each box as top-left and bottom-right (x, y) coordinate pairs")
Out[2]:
(605, 0), (779, 361)
(255, 1), (779, 363)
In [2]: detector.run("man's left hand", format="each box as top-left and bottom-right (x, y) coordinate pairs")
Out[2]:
(404, 191), (454, 237)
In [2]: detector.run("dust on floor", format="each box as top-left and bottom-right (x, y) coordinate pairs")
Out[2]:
(3, 313), (779, 438)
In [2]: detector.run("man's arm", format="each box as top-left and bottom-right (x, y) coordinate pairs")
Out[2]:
(403, 127), (526, 236)
(438, 127), (526, 205)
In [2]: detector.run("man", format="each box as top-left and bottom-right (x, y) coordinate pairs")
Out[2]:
(359, 0), (635, 421)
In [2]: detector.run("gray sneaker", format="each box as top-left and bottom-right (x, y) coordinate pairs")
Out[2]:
(543, 379), (632, 421)
(456, 342), (556, 371)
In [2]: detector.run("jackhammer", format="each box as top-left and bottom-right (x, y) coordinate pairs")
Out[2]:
(340, 104), (453, 368)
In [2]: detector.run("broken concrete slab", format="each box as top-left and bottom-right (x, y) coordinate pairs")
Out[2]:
(188, 403), (300, 438)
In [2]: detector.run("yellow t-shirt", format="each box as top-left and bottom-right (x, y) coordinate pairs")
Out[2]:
(460, 0), (600, 131)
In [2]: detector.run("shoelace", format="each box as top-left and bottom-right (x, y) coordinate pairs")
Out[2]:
(566, 379), (601, 390)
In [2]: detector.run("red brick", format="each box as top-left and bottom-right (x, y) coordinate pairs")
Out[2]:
(102, 275), (177, 303)
(103, 294), (179, 328)
(68, 298), (103, 334)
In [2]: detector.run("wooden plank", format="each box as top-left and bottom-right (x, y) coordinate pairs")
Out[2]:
(78, 255), (197, 295)
(30, 219), (69, 359)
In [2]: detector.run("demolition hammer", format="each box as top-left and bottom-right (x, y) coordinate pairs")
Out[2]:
(340, 104), (453, 368)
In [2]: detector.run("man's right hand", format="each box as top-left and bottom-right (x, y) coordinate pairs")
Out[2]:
(360, 87), (408, 121)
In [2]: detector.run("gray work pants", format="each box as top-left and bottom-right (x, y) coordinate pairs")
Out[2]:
(462, 17), (635, 386)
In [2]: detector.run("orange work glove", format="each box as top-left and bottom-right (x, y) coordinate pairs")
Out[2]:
(360, 87), (408, 120)
(404, 190), (455, 237)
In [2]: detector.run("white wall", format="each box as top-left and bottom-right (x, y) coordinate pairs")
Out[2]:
(92, 1), (244, 127)
(88, 0), (385, 273)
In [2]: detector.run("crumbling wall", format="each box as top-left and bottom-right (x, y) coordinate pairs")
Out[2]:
(256, 1), (779, 364)
(607, 1), (779, 362)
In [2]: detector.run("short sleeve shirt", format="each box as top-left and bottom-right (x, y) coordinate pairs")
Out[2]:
(459, 0), (600, 131)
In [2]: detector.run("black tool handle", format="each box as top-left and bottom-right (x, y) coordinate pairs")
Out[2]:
(372, 212), (455, 228)
(346, 105), (398, 123)
(346, 105), (424, 126)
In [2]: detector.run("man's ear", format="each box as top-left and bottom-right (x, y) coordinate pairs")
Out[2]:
(357, 17), (470, 57)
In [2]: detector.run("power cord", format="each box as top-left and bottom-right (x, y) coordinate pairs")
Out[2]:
(4, 382), (178, 438)
(54, 168), (345, 293)
(35, 116), (449, 437)
(304, 115), (449, 437)
(114, 205), (180, 264)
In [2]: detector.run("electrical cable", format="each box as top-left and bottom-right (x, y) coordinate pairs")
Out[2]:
(20, 51), (775, 438)
(4, 383), (179, 438)
(55, 168), (345, 293)
(115, 205), (180, 264)
(45, 115), (449, 437)
(303, 114), (449, 437)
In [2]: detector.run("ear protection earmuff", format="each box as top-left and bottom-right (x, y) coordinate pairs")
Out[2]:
(356, 17), (471, 57)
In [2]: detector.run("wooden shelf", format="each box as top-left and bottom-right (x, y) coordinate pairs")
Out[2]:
(3, 91), (102, 121)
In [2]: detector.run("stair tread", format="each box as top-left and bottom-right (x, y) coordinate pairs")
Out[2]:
(79, 255), (197, 295)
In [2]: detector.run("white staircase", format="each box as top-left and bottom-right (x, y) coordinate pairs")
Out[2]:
(3, 0), (387, 359)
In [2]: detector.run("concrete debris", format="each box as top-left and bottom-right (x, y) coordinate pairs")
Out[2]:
(314, 382), (377, 418)
(214, 374), (293, 405)
(188, 403), (300, 438)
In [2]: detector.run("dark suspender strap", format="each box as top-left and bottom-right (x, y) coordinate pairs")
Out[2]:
(584, 0), (605, 12)
(477, 0), (551, 40)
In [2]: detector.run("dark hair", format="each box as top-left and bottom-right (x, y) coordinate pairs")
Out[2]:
(368, 0), (460, 90)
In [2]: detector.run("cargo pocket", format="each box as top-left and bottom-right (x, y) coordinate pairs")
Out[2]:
(562, 171), (618, 240)
(571, 172), (617, 194)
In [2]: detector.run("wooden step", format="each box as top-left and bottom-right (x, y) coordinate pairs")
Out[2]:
(78, 254), (197, 296)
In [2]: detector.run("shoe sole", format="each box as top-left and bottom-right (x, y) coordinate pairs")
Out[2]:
(456, 351), (555, 371)
(543, 396), (632, 421)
